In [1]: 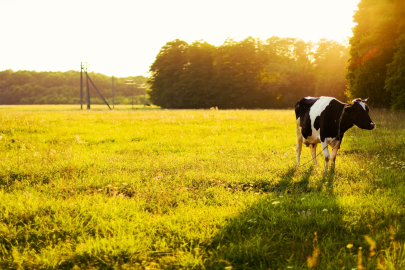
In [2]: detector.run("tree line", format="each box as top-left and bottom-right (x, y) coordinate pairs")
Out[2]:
(148, 37), (349, 109)
(149, 0), (405, 109)
(347, 0), (405, 109)
(0, 70), (148, 105)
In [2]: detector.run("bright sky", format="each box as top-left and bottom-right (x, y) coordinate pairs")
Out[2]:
(1, 0), (359, 77)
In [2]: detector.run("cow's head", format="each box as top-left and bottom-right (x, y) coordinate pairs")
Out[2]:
(345, 98), (375, 130)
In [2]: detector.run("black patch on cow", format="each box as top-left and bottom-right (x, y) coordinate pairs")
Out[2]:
(295, 101), (300, 120)
(319, 99), (354, 144)
(348, 101), (374, 130)
(314, 116), (320, 131)
(302, 115), (312, 139)
(295, 98), (319, 139)
(295, 98), (318, 119)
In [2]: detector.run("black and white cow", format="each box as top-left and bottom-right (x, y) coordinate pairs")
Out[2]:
(295, 96), (375, 171)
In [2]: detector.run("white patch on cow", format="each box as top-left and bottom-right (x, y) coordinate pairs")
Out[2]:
(352, 99), (367, 111)
(305, 96), (316, 99)
(359, 101), (366, 111)
(302, 97), (334, 145)
(310, 97), (334, 120)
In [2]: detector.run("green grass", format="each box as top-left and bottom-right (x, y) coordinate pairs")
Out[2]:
(0, 106), (404, 269)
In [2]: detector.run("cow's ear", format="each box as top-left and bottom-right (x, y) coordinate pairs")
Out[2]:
(344, 105), (352, 114)
(362, 97), (369, 103)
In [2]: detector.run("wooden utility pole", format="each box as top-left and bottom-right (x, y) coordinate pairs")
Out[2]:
(125, 80), (136, 110)
(80, 62), (83, 109)
(112, 76), (114, 110)
(86, 62), (90, 109)
(80, 62), (112, 110)
(86, 73), (111, 109)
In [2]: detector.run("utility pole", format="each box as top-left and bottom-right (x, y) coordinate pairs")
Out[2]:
(86, 62), (90, 109)
(80, 62), (111, 110)
(80, 62), (83, 109)
(86, 74), (111, 109)
(125, 80), (136, 110)
(112, 76), (114, 110)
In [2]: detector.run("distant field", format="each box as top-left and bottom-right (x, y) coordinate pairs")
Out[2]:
(0, 106), (404, 269)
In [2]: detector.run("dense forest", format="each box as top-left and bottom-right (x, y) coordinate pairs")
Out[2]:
(0, 70), (148, 105)
(347, 0), (405, 109)
(148, 37), (349, 109)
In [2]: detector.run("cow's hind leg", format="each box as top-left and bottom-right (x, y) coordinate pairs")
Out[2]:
(330, 141), (340, 168)
(296, 135), (303, 165)
(310, 144), (318, 166)
(321, 141), (331, 172)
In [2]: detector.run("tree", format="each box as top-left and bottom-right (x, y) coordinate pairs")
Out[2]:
(384, 4), (405, 109)
(213, 37), (270, 108)
(148, 39), (189, 108)
(313, 39), (349, 101)
(177, 41), (216, 108)
(347, 0), (405, 107)
(262, 37), (316, 108)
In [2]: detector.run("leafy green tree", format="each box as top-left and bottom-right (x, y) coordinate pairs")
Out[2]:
(41, 72), (64, 88)
(385, 34), (405, 109)
(177, 41), (216, 108)
(347, 0), (405, 107)
(384, 5), (405, 109)
(263, 37), (316, 108)
(10, 70), (33, 85)
(148, 39), (189, 108)
(313, 39), (349, 101)
(213, 37), (270, 108)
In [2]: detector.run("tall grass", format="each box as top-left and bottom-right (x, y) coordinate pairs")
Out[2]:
(0, 106), (404, 269)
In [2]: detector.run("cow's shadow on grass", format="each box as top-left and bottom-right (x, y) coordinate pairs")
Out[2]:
(203, 166), (384, 270)
(273, 165), (314, 194)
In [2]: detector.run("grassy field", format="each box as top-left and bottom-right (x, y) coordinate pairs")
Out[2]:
(0, 105), (404, 269)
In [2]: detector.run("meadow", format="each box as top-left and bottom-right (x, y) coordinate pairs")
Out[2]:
(0, 105), (404, 269)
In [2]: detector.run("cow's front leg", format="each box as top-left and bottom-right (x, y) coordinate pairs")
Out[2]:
(296, 124), (303, 165)
(330, 141), (340, 167)
(296, 141), (302, 165)
(309, 144), (318, 166)
(321, 141), (330, 172)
